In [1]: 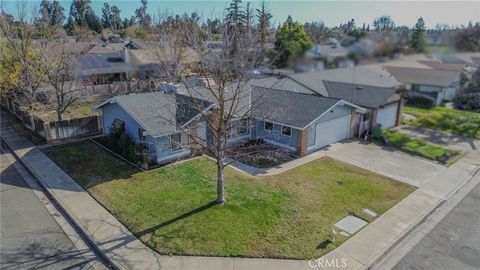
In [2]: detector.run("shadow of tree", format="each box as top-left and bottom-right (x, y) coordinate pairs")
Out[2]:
(316, 240), (332, 250)
(136, 200), (217, 238)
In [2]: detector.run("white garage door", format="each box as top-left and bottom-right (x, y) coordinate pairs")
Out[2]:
(315, 114), (351, 149)
(376, 103), (398, 129)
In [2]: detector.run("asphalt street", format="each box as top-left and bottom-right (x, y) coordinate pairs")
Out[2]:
(393, 182), (480, 270)
(0, 151), (93, 269)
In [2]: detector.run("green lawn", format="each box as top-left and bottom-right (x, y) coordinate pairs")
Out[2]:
(403, 105), (480, 139)
(382, 130), (459, 163)
(43, 140), (414, 259)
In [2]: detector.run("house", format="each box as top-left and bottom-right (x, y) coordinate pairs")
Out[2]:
(249, 86), (365, 156)
(385, 66), (461, 105)
(93, 92), (213, 164)
(94, 79), (366, 164)
(252, 66), (405, 132)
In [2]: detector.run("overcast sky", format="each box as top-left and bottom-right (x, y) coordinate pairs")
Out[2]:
(2, 0), (479, 28)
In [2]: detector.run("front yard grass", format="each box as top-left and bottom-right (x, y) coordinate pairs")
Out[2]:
(382, 130), (459, 164)
(403, 105), (480, 139)
(43, 140), (415, 259)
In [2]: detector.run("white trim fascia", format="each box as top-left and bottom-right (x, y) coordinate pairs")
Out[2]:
(180, 104), (216, 129)
(253, 118), (304, 130)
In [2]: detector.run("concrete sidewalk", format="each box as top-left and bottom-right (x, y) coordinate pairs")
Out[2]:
(2, 125), (478, 270)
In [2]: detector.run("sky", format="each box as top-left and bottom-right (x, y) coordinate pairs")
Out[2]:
(2, 0), (479, 28)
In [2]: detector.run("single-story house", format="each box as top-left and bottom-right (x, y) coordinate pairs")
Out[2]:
(94, 82), (366, 164)
(385, 66), (461, 105)
(252, 66), (405, 132)
(249, 86), (365, 156)
(93, 92), (213, 164)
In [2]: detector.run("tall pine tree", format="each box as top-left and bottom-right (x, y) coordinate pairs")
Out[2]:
(411, 17), (426, 52)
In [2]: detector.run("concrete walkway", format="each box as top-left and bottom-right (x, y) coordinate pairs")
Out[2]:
(2, 125), (478, 270)
(242, 140), (444, 188)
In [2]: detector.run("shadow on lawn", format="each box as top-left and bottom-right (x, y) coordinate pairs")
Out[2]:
(136, 201), (217, 237)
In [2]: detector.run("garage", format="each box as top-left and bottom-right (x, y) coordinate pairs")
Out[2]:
(376, 102), (399, 129)
(314, 114), (351, 149)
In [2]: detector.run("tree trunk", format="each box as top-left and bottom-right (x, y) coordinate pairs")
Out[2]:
(216, 157), (225, 204)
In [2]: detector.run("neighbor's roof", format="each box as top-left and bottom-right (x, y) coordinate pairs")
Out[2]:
(251, 77), (314, 94)
(250, 86), (342, 129)
(94, 92), (211, 137)
(322, 81), (400, 108)
(289, 66), (401, 96)
(417, 60), (465, 71)
(385, 66), (460, 87)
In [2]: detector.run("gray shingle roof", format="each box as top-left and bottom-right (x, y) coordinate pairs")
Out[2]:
(322, 81), (400, 108)
(385, 66), (460, 87)
(250, 86), (340, 129)
(289, 66), (401, 96)
(251, 77), (314, 94)
(112, 92), (210, 137)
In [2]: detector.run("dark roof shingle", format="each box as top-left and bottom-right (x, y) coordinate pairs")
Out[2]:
(250, 86), (340, 129)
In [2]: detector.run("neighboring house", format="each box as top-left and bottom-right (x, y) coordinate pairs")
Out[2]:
(385, 66), (461, 105)
(93, 92), (213, 164)
(76, 42), (141, 85)
(252, 66), (405, 131)
(304, 43), (352, 71)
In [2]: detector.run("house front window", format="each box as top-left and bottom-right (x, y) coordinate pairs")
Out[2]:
(171, 132), (189, 152)
(112, 118), (125, 131)
(171, 133), (182, 151)
(264, 121), (274, 132)
(281, 126), (292, 136)
(237, 119), (248, 135)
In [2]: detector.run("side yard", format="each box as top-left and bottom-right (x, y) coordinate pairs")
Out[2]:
(403, 106), (480, 139)
(43, 140), (414, 260)
(382, 130), (460, 164)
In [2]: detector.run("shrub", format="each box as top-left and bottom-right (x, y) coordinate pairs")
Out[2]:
(406, 96), (434, 108)
(105, 124), (148, 167)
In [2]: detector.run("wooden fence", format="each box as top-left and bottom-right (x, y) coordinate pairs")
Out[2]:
(1, 95), (102, 143)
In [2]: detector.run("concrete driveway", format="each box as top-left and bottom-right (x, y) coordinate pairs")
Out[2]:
(393, 126), (480, 153)
(327, 141), (445, 187)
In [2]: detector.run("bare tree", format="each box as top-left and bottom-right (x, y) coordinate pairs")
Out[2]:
(150, 12), (268, 204)
(36, 41), (81, 121)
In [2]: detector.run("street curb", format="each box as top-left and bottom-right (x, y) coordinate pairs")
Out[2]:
(367, 164), (480, 269)
(0, 136), (117, 270)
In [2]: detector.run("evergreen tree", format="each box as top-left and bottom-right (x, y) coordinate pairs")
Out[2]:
(225, 0), (246, 31)
(110, 5), (122, 31)
(135, 0), (151, 28)
(411, 17), (426, 52)
(275, 16), (313, 67)
(64, 16), (75, 34)
(39, 0), (51, 25)
(50, 0), (65, 26)
(101, 3), (111, 29)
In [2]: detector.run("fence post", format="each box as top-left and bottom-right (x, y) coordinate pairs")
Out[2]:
(43, 122), (53, 143)
(96, 116), (103, 134)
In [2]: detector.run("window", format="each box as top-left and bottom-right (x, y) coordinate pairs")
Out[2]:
(237, 119), (248, 135)
(171, 133), (182, 151)
(138, 127), (146, 144)
(112, 118), (125, 131)
(264, 121), (274, 132)
(281, 126), (292, 136)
